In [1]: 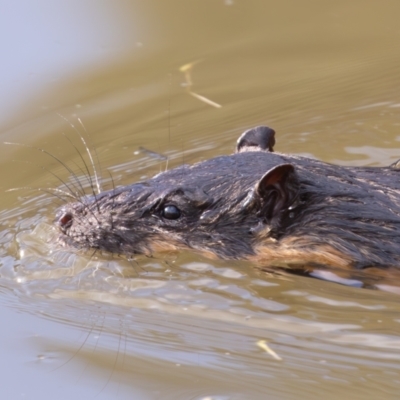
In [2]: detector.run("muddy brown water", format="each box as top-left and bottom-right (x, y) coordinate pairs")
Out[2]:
(1, 1), (400, 399)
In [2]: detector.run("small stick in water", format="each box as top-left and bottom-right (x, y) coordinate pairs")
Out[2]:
(179, 60), (222, 108)
(256, 340), (282, 361)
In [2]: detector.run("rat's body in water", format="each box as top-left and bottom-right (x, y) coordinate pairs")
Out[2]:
(56, 126), (400, 288)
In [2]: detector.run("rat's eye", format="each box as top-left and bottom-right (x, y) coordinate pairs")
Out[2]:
(162, 205), (181, 220)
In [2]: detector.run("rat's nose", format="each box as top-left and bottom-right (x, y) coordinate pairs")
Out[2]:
(57, 211), (73, 233)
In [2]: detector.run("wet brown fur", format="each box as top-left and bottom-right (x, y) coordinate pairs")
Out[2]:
(56, 126), (400, 289)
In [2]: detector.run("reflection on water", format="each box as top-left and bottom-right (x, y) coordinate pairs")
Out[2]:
(3, 162), (400, 398)
(0, 1), (144, 128)
(2, 0), (400, 398)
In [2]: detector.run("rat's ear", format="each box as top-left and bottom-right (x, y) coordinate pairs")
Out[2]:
(254, 164), (298, 217)
(256, 164), (294, 196)
(236, 126), (275, 153)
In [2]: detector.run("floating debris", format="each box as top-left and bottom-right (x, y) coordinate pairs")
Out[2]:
(256, 339), (282, 361)
(179, 60), (222, 108)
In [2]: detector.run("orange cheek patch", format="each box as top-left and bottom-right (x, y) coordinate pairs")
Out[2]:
(149, 240), (180, 254)
(249, 237), (353, 269)
(148, 238), (221, 260)
(355, 266), (400, 285)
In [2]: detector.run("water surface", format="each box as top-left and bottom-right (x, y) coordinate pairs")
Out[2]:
(1, 1), (400, 399)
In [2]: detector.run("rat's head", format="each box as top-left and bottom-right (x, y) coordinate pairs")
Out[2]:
(55, 127), (301, 259)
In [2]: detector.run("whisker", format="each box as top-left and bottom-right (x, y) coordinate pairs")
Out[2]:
(52, 311), (100, 372)
(57, 113), (101, 194)
(167, 72), (172, 143)
(106, 170), (116, 230)
(68, 159), (93, 189)
(118, 328), (128, 396)
(61, 133), (100, 212)
(4, 142), (86, 198)
(127, 255), (142, 276)
(74, 309), (105, 384)
(6, 187), (76, 203)
(165, 157), (169, 172)
(108, 169), (116, 193)
(77, 117), (103, 192)
(96, 319), (122, 397)
(10, 159), (78, 201)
